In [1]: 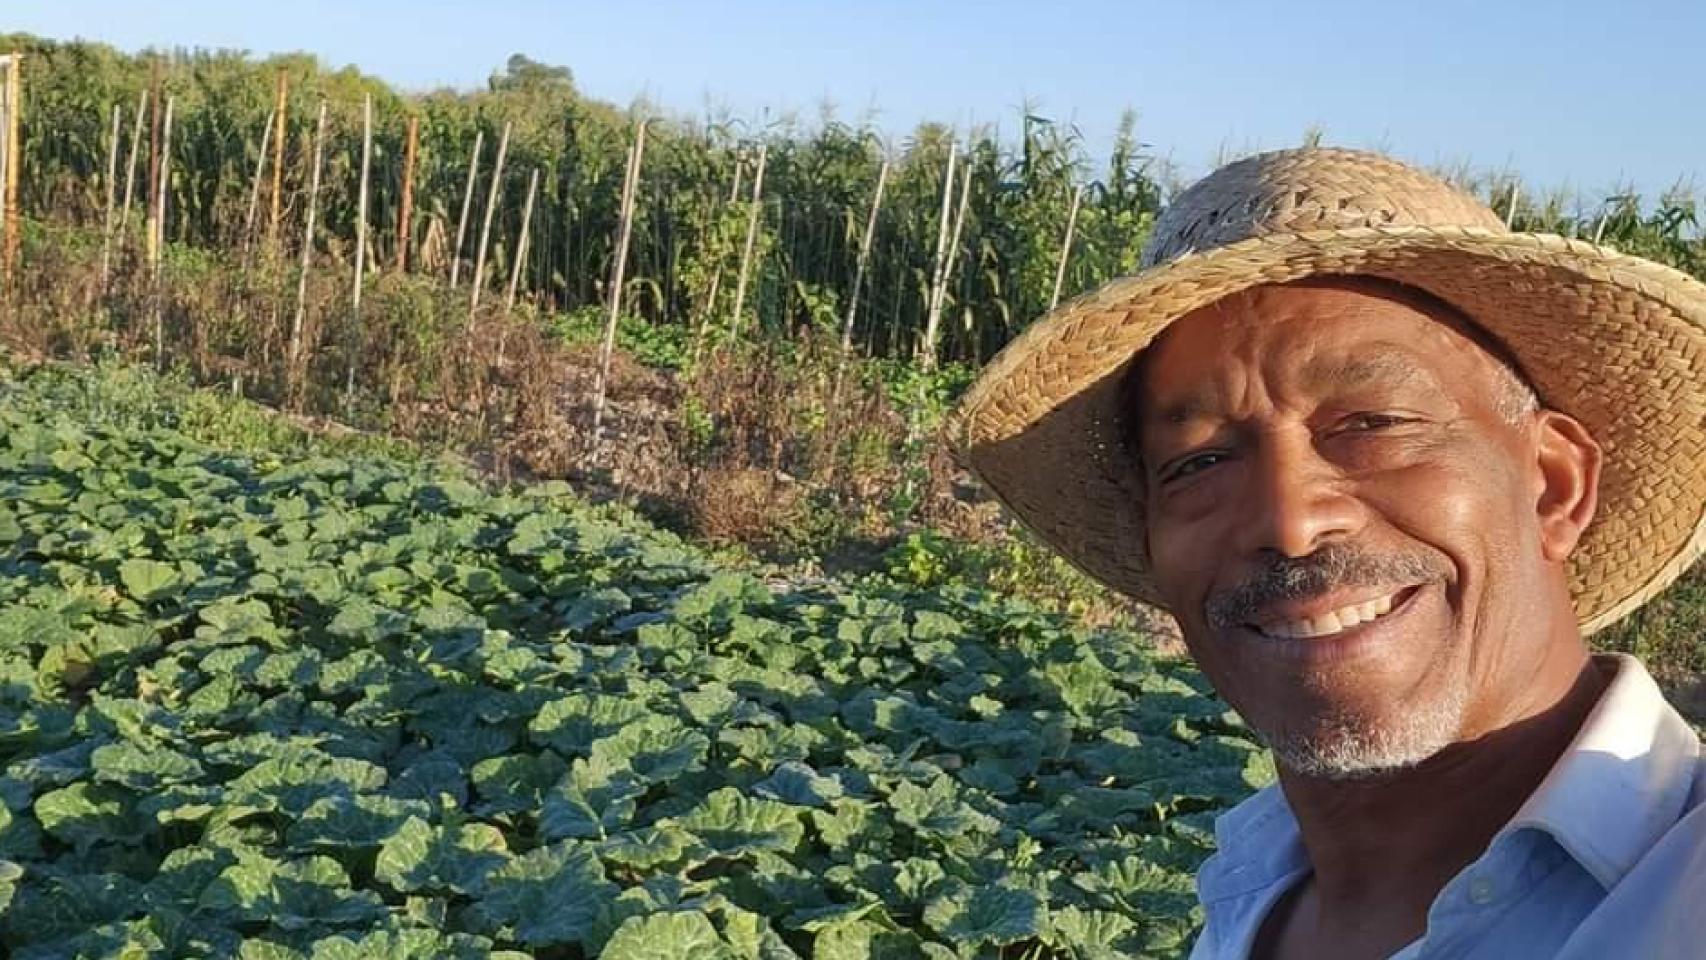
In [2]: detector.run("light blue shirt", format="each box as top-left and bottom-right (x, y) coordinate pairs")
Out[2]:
(1189, 654), (1706, 959)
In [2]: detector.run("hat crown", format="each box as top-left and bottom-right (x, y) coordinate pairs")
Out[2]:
(1141, 147), (1507, 268)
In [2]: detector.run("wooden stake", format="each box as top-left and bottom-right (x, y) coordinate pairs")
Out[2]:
(346, 93), (373, 402)
(243, 108), (275, 253)
(1049, 183), (1083, 310)
(829, 158), (890, 408)
(727, 142), (768, 345)
(151, 95), (174, 366)
(118, 89), (147, 238)
(268, 71), (287, 248)
(287, 101), (329, 393)
(0, 60), (8, 265)
(449, 129), (484, 286)
(841, 159), (889, 354)
(919, 147), (958, 370)
(395, 114), (418, 272)
(505, 167), (540, 311)
(589, 120), (648, 464)
(2, 56), (19, 284)
(468, 121), (511, 317)
(145, 64), (163, 268)
(98, 103), (122, 290)
(1504, 182), (1520, 229)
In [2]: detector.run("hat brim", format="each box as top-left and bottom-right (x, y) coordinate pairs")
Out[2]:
(950, 225), (1706, 635)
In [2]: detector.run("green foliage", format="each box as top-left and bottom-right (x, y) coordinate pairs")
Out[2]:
(0, 362), (1265, 957)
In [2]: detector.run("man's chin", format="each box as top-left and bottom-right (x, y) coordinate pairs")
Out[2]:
(1258, 704), (1464, 781)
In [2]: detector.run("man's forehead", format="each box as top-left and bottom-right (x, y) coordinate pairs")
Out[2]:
(1124, 276), (1523, 443)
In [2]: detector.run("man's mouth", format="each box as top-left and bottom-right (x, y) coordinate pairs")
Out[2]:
(1249, 585), (1420, 640)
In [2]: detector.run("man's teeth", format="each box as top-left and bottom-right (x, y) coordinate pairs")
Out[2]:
(1259, 592), (1398, 639)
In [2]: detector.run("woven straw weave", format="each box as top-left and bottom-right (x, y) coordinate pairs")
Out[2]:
(951, 148), (1706, 634)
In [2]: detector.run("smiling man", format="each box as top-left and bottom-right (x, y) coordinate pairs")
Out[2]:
(952, 148), (1706, 959)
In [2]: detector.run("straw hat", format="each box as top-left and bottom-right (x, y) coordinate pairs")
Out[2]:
(950, 147), (1706, 634)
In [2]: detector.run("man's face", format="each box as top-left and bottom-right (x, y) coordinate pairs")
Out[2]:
(1137, 279), (1592, 778)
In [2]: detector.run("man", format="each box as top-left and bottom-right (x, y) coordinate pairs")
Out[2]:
(951, 148), (1706, 958)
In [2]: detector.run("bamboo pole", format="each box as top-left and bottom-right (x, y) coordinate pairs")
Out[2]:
(2, 55), (19, 285)
(287, 101), (329, 395)
(0, 59), (8, 259)
(151, 95), (174, 367)
(1049, 183), (1083, 310)
(145, 65), (163, 268)
(449, 129), (484, 286)
(918, 147), (958, 370)
(267, 71), (287, 248)
(841, 159), (889, 355)
(243, 108), (275, 252)
(829, 158), (890, 409)
(930, 160), (973, 363)
(589, 120), (647, 465)
(727, 142), (768, 345)
(1503, 182), (1520, 229)
(505, 167), (540, 312)
(346, 93), (373, 402)
(395, 114), (418, 272)
(118, 89), (147, 237)
(468, 121), (512, 317)
(97, 103), (122, 290)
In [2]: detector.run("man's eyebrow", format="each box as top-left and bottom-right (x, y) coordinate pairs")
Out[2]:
(1139, 349), (1438, 432)
(1299, 349), (1439, 395)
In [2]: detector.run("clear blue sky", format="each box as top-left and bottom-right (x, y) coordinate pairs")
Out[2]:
(9, 0), (1702, 203)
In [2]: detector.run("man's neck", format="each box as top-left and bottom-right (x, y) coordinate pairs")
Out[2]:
(1277, 652), (1611, 945)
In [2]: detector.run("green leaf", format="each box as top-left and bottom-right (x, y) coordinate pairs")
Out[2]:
(528, 694), (650, 755)
(34, 781), (138, 848)
(119, 557), (194, 602)
(90, 740), (205, 790)
(374, 815), (511, 895)
(888, 776), (1000, 839)
(921, 883), (1045, 947)
(753, 762), (845, 808)
(477, 841), (617, 947)
(670, 788), (805, 856)
(286, 794), (428, 849)
(539, 759), (644, 841)
(600, 910), (736, 960)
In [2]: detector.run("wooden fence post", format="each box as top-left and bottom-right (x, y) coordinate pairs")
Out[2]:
(588, 120), (647, 465)
(98, 103), (121, 290)
(2, 55), (21, 285)
(449, 129), (483, 286)
(919, 146), (958, 371)
(243, 108), (274, 254)
(268, 71), (287, 249)
(468, 121), (512, 319)
(151, 95), (175, 366)
(395, 114), (418, 272)
(727, 142), (768, 346)
(505, 167), (540, 312)
(118, 89), (147, 240)
(1049, 183), (1083, 310)
(287, 100), (329, 398)
(346, 93), (373, 403)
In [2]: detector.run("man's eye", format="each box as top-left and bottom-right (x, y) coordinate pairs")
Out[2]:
(1341, 412), (1410, 432)
(1162, 451), (1227, 484)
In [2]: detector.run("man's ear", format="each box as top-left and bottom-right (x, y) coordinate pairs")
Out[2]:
(1532, 410), (1601, 562)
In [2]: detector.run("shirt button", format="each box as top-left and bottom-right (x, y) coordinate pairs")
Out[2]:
(1468, 876), (1496, 906)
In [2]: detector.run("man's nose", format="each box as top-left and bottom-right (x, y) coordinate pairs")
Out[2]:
(1239, 431), (1365, 559)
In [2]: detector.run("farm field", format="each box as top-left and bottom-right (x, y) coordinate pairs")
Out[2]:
(0, 361), (1272, 959)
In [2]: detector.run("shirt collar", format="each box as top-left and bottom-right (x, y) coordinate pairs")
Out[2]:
(1198, 653), (1701, 902)
(1504, 653), (1702, 889)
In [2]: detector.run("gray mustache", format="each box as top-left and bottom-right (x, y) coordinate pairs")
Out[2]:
(1204, 543), (1446, 629)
